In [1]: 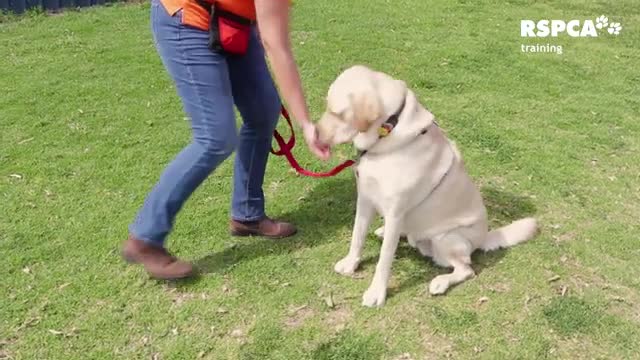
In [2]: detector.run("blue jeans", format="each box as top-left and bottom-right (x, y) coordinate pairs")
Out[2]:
(129, 0), (281, 247)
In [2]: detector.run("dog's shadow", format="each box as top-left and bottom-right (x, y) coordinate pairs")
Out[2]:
(193, 177), (357, 275)
(357, 185), (538, 297)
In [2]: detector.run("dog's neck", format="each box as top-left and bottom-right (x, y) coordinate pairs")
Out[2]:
(354, 90), (437, 155)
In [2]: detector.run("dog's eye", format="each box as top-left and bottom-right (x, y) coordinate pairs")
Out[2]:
(329, 111), (346, 122)
(328, 107), (347, 121)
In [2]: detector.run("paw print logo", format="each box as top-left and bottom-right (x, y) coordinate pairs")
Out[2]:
(595, 15), (608, 29)
(608, 22), (622, 35)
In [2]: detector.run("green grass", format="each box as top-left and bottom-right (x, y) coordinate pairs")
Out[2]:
(1, 0), (639, 359)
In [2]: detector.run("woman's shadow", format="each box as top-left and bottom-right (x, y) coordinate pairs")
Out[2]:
(194, 177), (358, 275)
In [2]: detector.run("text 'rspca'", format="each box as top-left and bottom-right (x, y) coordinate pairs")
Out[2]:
(521, 16), (622, 37)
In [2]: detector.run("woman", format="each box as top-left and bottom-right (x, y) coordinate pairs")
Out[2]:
(122, 0), (331, 279)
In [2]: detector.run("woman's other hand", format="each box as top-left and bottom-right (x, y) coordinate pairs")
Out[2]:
(256, 0), (330, 161)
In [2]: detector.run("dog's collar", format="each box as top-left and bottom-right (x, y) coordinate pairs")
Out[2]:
(377, 95), (407, 138)
(355, 97), (438, 161)
(357, 122), (436, 160)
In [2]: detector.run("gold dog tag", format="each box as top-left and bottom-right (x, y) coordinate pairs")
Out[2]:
(378, 124), (393, 137)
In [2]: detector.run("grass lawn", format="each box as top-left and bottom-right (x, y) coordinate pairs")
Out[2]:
(2, 0), (640, 358)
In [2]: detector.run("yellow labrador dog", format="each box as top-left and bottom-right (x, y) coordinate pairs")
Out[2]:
(316, 65), (538, 307)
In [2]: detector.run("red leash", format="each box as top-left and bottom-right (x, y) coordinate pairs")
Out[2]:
(270, 106), (355, 178)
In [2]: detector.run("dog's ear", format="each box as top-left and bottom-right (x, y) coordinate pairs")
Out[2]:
(348, 92), (383, 132)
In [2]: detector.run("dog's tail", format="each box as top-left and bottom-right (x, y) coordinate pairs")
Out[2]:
(481, 217), (538, 251)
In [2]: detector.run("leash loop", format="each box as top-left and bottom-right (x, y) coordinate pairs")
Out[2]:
(270, 105), (355, 178)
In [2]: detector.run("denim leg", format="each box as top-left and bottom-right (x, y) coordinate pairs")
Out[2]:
(129, 1), (237, 246)
(227, 29), (282, 221)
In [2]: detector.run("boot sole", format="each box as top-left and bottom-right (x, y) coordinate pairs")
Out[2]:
(148, 272), (194, 281)
(230, 228), (297, 239)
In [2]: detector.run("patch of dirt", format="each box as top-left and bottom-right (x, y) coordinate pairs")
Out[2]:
(608, 298), (640, 325)
(558, 256), (640, 326)
(291, 30), (315, 44)
(603, 282), (640, 325)
(0, 339), (15, 360)
(421, 330), (456, 359)
(169, 291), (197, 307)
(551, 335), (616, 359)
(283, 304), (314, 329)
(219, 316), (256, 346)
(220, 279), (234, 295)
(164, 286), (211, 307)
(323, 305), (354, 333)
(267, 180), (282, 195)
(552, 231), (576, 244)
(483, 281), (511, 293)
(391, 353), (415, 360)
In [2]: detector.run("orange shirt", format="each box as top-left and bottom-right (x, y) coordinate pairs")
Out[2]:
(159, 0), (256, 31)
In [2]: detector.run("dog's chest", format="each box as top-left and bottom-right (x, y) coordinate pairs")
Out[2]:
(354, 156), (424, 211)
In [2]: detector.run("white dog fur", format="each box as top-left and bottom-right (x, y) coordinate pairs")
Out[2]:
(316, 65), (538, 307)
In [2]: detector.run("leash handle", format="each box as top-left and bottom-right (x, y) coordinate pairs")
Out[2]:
(270, 105), (355, 178)
(270, 106), (296, 156)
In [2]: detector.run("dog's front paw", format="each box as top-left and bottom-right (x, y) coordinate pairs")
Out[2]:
(374, 226), (384, 238)
(428, 276), (450, 295)
(362, 283), (387, 307)
(334, 256), (360, 276)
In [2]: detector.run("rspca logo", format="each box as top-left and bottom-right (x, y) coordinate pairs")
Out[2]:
(521, 15), (623, 37)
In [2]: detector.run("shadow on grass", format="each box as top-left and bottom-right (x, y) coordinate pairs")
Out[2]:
(193, 177), (356, 275)
(473, 185), (538, 275)
(192, 179), (537, 297)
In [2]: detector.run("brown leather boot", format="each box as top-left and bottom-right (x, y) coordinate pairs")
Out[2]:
(122, 235), (194, 280)
(230, 217), (297, 239)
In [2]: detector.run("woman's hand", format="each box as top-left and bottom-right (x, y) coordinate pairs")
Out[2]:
(302, 122), (331, 161)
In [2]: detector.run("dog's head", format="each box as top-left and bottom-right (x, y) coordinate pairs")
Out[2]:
(317, 65), (408, 148)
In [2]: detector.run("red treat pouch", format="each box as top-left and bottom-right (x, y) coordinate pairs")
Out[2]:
(196, 0), (254, 56)
(215, 10), (252, 55)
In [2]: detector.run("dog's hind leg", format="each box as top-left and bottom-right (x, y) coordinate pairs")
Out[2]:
(405, 233), (424, 249)
(412, 237), (433, 257)
(374, 225), (407, 241)
(374, 226), (384, 238)
(428, 232), (475, 295)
